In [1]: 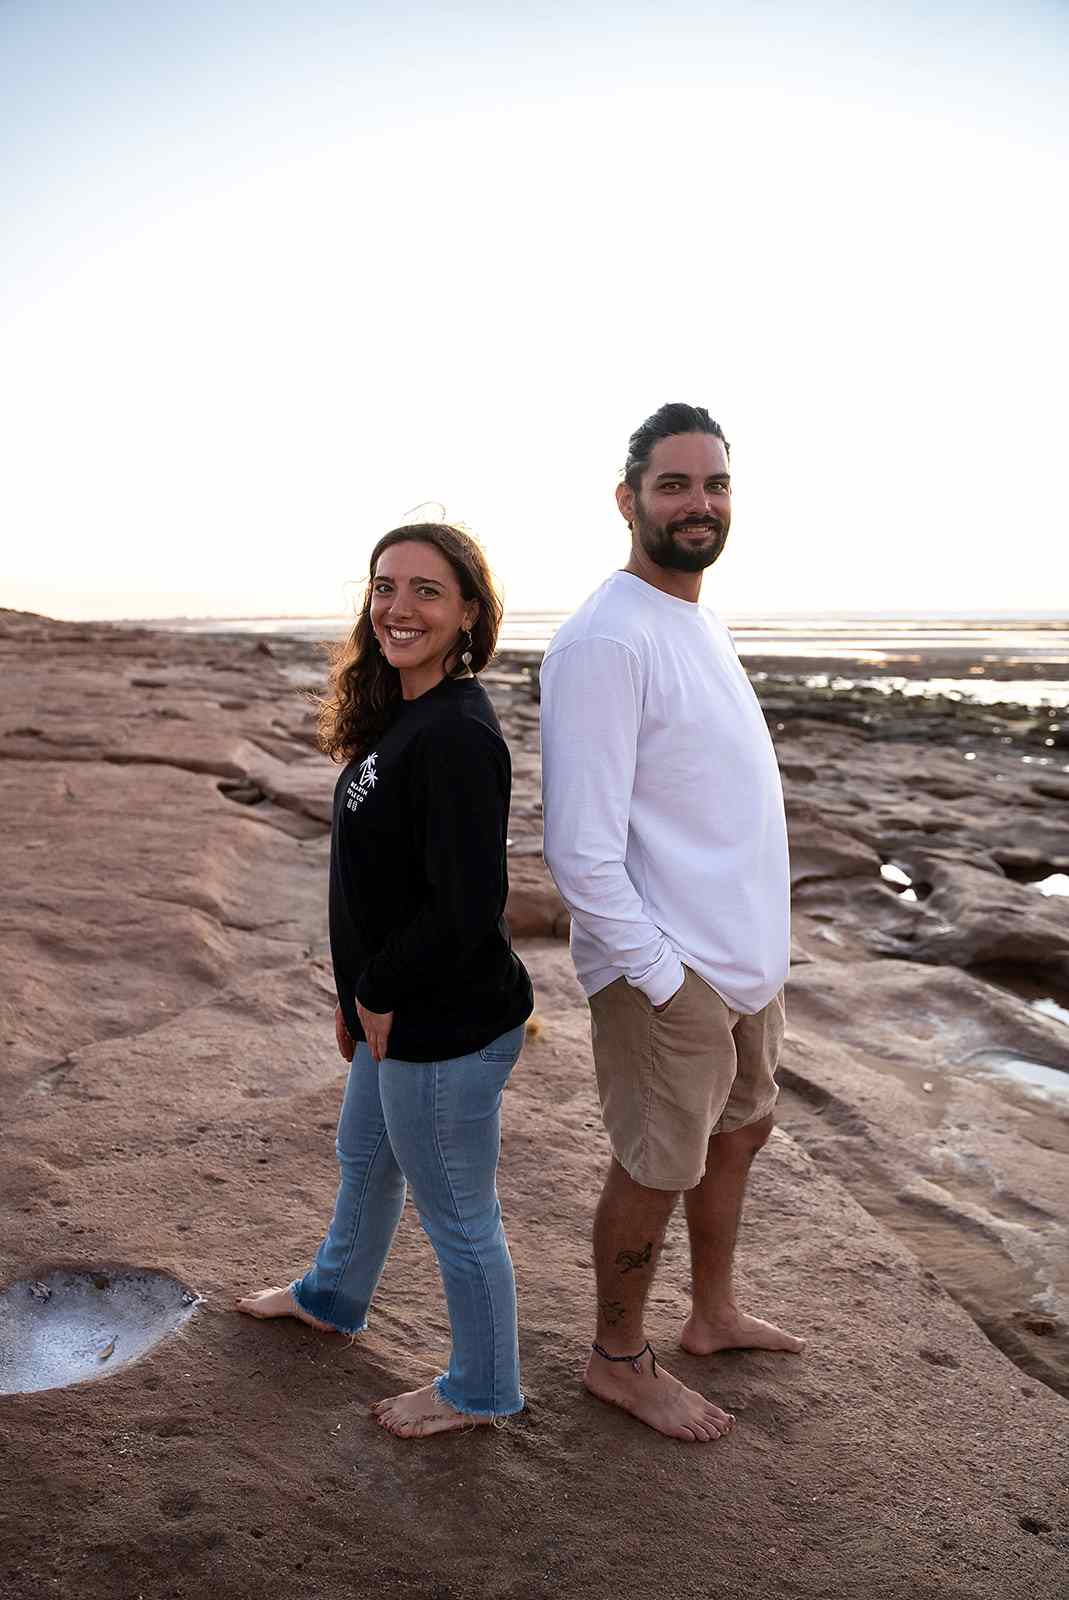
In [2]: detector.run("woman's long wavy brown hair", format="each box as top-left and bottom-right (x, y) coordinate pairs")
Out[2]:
(317, 522), (504, 763)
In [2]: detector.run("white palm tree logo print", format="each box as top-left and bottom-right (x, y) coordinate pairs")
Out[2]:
(345, 751), (379, 811)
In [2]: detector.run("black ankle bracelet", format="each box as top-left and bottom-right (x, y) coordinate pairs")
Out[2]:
(591, 1340), (658, 1376)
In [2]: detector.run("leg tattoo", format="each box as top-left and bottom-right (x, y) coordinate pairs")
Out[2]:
(616, 1242), (653, 1275)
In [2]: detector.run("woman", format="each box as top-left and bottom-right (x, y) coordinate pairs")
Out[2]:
(237, 522), (534, 1438)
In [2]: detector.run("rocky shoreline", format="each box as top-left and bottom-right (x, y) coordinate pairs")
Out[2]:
(1, 608), (1066, 1600)
(500, 646), (1069, 1400)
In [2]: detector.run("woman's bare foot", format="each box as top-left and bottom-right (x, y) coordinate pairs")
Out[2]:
(371, 1383), (494, 1439)
(233, 1285), (337, 1333)
(583, 1347), (734, 1442)
(680, 1308), (805, 1356)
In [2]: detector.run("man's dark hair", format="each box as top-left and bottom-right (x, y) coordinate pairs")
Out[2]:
(623, 403), (730, 491)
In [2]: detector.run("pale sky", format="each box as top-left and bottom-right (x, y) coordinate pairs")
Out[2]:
(2, 1), (1067, 620)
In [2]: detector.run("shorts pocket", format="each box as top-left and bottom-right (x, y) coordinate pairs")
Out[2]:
(651, 967), (689, 1017)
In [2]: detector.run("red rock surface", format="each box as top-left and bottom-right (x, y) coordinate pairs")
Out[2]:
(1, 610), (1066, 1600)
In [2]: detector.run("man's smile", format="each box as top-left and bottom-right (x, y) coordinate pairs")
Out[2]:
(670, 520), (721, 536)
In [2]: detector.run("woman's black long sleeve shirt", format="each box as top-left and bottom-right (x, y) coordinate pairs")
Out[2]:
(329, 675), (534, 1062)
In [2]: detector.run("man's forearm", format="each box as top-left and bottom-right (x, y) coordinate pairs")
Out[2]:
(542, 842), (684, 1006)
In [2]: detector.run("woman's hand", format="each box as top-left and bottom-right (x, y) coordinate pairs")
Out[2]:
(356, 1000), (394, 1063)
(334, 1004), (355, 1063)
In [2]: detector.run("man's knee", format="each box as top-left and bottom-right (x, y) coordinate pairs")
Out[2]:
(604, 1157), (680, 1212)
(718, 1112), (774, 1159)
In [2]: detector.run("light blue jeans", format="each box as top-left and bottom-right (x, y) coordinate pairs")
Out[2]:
(292, 1025), (526, 1418)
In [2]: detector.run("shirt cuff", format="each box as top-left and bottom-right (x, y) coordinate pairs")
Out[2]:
(355, 971), (395, 1015)
(628, 952), (686, 1009)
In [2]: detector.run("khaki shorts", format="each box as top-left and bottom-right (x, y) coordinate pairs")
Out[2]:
(588, 967), (784, 1191)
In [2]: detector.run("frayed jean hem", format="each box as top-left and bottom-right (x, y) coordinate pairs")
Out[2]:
(290, 1278), (369, 1338)
(432, 1373), (525, 1421)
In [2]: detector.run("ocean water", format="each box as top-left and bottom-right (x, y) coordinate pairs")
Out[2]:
(144, 611), (1069, 709)
(145, 609), (1069, 658)
(152, 609), (568, 650)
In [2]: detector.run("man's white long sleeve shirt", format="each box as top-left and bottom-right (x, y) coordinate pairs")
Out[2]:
(539, 571), (790, 1014)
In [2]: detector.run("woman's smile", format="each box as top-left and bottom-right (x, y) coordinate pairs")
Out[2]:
(369, 539), (476, 698)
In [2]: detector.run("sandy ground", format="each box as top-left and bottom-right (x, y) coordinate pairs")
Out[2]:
(1, 610), (1067, 1600)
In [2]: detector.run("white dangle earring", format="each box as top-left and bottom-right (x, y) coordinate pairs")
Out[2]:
(460, 628), (474, 669)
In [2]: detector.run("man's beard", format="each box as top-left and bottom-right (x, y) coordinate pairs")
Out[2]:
(633, 502), (729, 573)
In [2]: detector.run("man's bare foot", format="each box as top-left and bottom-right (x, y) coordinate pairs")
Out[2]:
(371, 1383), (494, 1439)
(680, 1308), (805, 1356)
(233, 1285), (337, 1334)
(583, 1347), (734, 1442)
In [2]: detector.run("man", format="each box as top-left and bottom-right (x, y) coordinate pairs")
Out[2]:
(540, 402), (803, 1443)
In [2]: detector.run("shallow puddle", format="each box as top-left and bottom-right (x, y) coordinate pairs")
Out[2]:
(970, 965), (1069, 1036)
(1033, 997), (1069, 1027)
(795, 672), (1069, 709)
(880, 862), (923, 902)
(961, 1049), (1069, 1101)
(0, 1268), (198, 1395)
